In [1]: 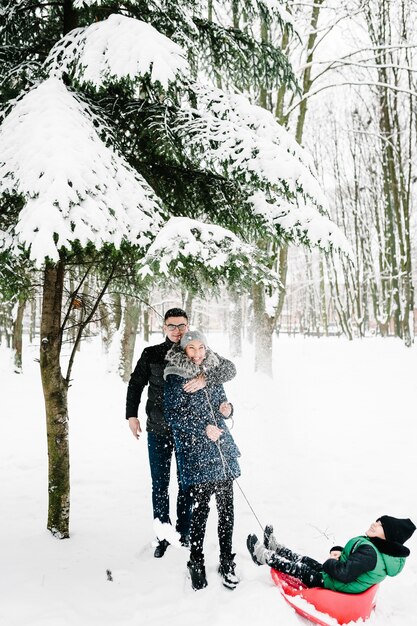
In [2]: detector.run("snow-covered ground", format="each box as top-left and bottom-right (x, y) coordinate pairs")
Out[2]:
(1, 335), (416, 626)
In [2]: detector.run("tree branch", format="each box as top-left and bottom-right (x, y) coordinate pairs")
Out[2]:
(285, 80), (417, 118)
(64, 263), (117, 384)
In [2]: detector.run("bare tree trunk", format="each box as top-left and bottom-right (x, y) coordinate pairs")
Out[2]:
(252, 282), (274, 376)
(143, 306), (150, 343)
(0, 301), (13, 347)
(12, 297), (26, 373)
(40, 260), (70, 538)
(184, 292), (193, 320)
(229, 295), (243, 357)
(99, 301), (113, 354)
(63, 0), (77, 33)
(119, 297), (140, 382)
(326, 254), (353, 340)
(113, 292), (123, 330)
(319, 256), (328, 336)
(295, 0), (324, 145)
(29, 295), (37, 344)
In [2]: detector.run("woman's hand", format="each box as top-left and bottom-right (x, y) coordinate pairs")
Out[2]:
(206, 424), (223, 442)
(183, 373), (206, 393)
(219, 401), (232, 418)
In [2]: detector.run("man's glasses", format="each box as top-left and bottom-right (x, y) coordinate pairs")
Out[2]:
(165, 323), (187, 331)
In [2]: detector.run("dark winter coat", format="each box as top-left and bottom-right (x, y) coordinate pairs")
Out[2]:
(322, 535), (408, 593)
(126, 337), (237, 436)
(164, 346), (241, 489)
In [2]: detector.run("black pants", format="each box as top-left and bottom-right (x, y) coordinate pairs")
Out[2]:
(267, 544), (325, 588)
(189, 479), (234, 563)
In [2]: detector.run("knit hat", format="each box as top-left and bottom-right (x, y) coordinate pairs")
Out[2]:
(378, 516), (416, 544)
(330, 545), (344, 553)
(180, 329), (207, 349)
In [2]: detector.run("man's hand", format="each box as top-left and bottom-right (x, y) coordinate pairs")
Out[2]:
(128, 417), (142, 439)
(219, 401), (232, 418)
(183, 373), (206, 393)
(206, 424), (223, 442)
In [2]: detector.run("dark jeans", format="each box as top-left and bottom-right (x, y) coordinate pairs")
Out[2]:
(147, 431), (192, 537)
(267, 545), (325, 588)
(189, 479), (234, 563)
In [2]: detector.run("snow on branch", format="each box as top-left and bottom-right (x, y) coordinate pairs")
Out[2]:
(46, 14), (190, 91)
(174, 84), (351, 254)
(73, 0), (102, 6)
(141, 216), (279, 285)
(0, 77), (162, 266)
(285, 81), (417, 119)
(177, 85), (324, 198)
(249, 191), (353, 256)
(256, 0), (296, 32)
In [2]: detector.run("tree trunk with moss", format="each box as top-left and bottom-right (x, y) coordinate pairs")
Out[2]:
(40, 260), (70, 538)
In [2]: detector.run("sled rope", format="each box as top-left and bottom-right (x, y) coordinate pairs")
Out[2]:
(204, 388), (265, 535)
(204, 388), (228, 478)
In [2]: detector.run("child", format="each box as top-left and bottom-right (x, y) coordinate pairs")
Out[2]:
(164, 330), (241, 591)
(247, 516), (415, 593)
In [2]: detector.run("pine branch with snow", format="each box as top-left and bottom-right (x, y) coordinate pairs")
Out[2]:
(140, 216), (280, 293)
(0, 77), (163, 267)
(173, 84), (352, 255)
(192, 16), (297, 94)
(1, 2), (351, 275)
(46, 14), (190, 93)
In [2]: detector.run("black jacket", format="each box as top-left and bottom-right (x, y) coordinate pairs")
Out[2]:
(125, 337), (236, 436)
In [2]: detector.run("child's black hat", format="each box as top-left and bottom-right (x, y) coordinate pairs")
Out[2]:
(378, 516), (416, 545)
(330, 545), (343, 553)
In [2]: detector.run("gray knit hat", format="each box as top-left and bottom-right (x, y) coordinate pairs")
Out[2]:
(180, 329), (207, 349)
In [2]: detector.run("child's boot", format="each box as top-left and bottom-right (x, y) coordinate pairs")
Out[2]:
(247, 534), (273, 565)
(264, 524), (279, 550)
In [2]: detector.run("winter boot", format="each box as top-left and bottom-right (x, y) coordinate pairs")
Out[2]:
(263, 527), (302, 562)
(247, 534), (273, 566)
(218, 554), (240, 590)
(264, 524), (279, 551)
(187, 558), (208, 591)
(154, 539), (169, 558)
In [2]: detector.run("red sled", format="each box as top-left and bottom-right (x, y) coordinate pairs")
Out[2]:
(270, 569), (379, 626)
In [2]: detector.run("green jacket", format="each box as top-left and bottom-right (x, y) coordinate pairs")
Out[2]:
(322, 536), (407, 594)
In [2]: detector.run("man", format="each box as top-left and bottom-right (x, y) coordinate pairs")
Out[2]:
(126, 308), (236, 558)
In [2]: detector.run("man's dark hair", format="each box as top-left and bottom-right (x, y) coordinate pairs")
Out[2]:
(164, 308), (188, 321)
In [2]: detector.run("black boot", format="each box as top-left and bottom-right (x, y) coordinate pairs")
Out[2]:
(218, 554), (240, 590)
(187, 558), (207, 591)
(247, 534), (271, 565)
(264, 524), (275, 549)
(154, 539), (169, 558)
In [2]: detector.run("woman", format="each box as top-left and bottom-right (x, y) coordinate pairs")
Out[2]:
(164, 330), (241, 591)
